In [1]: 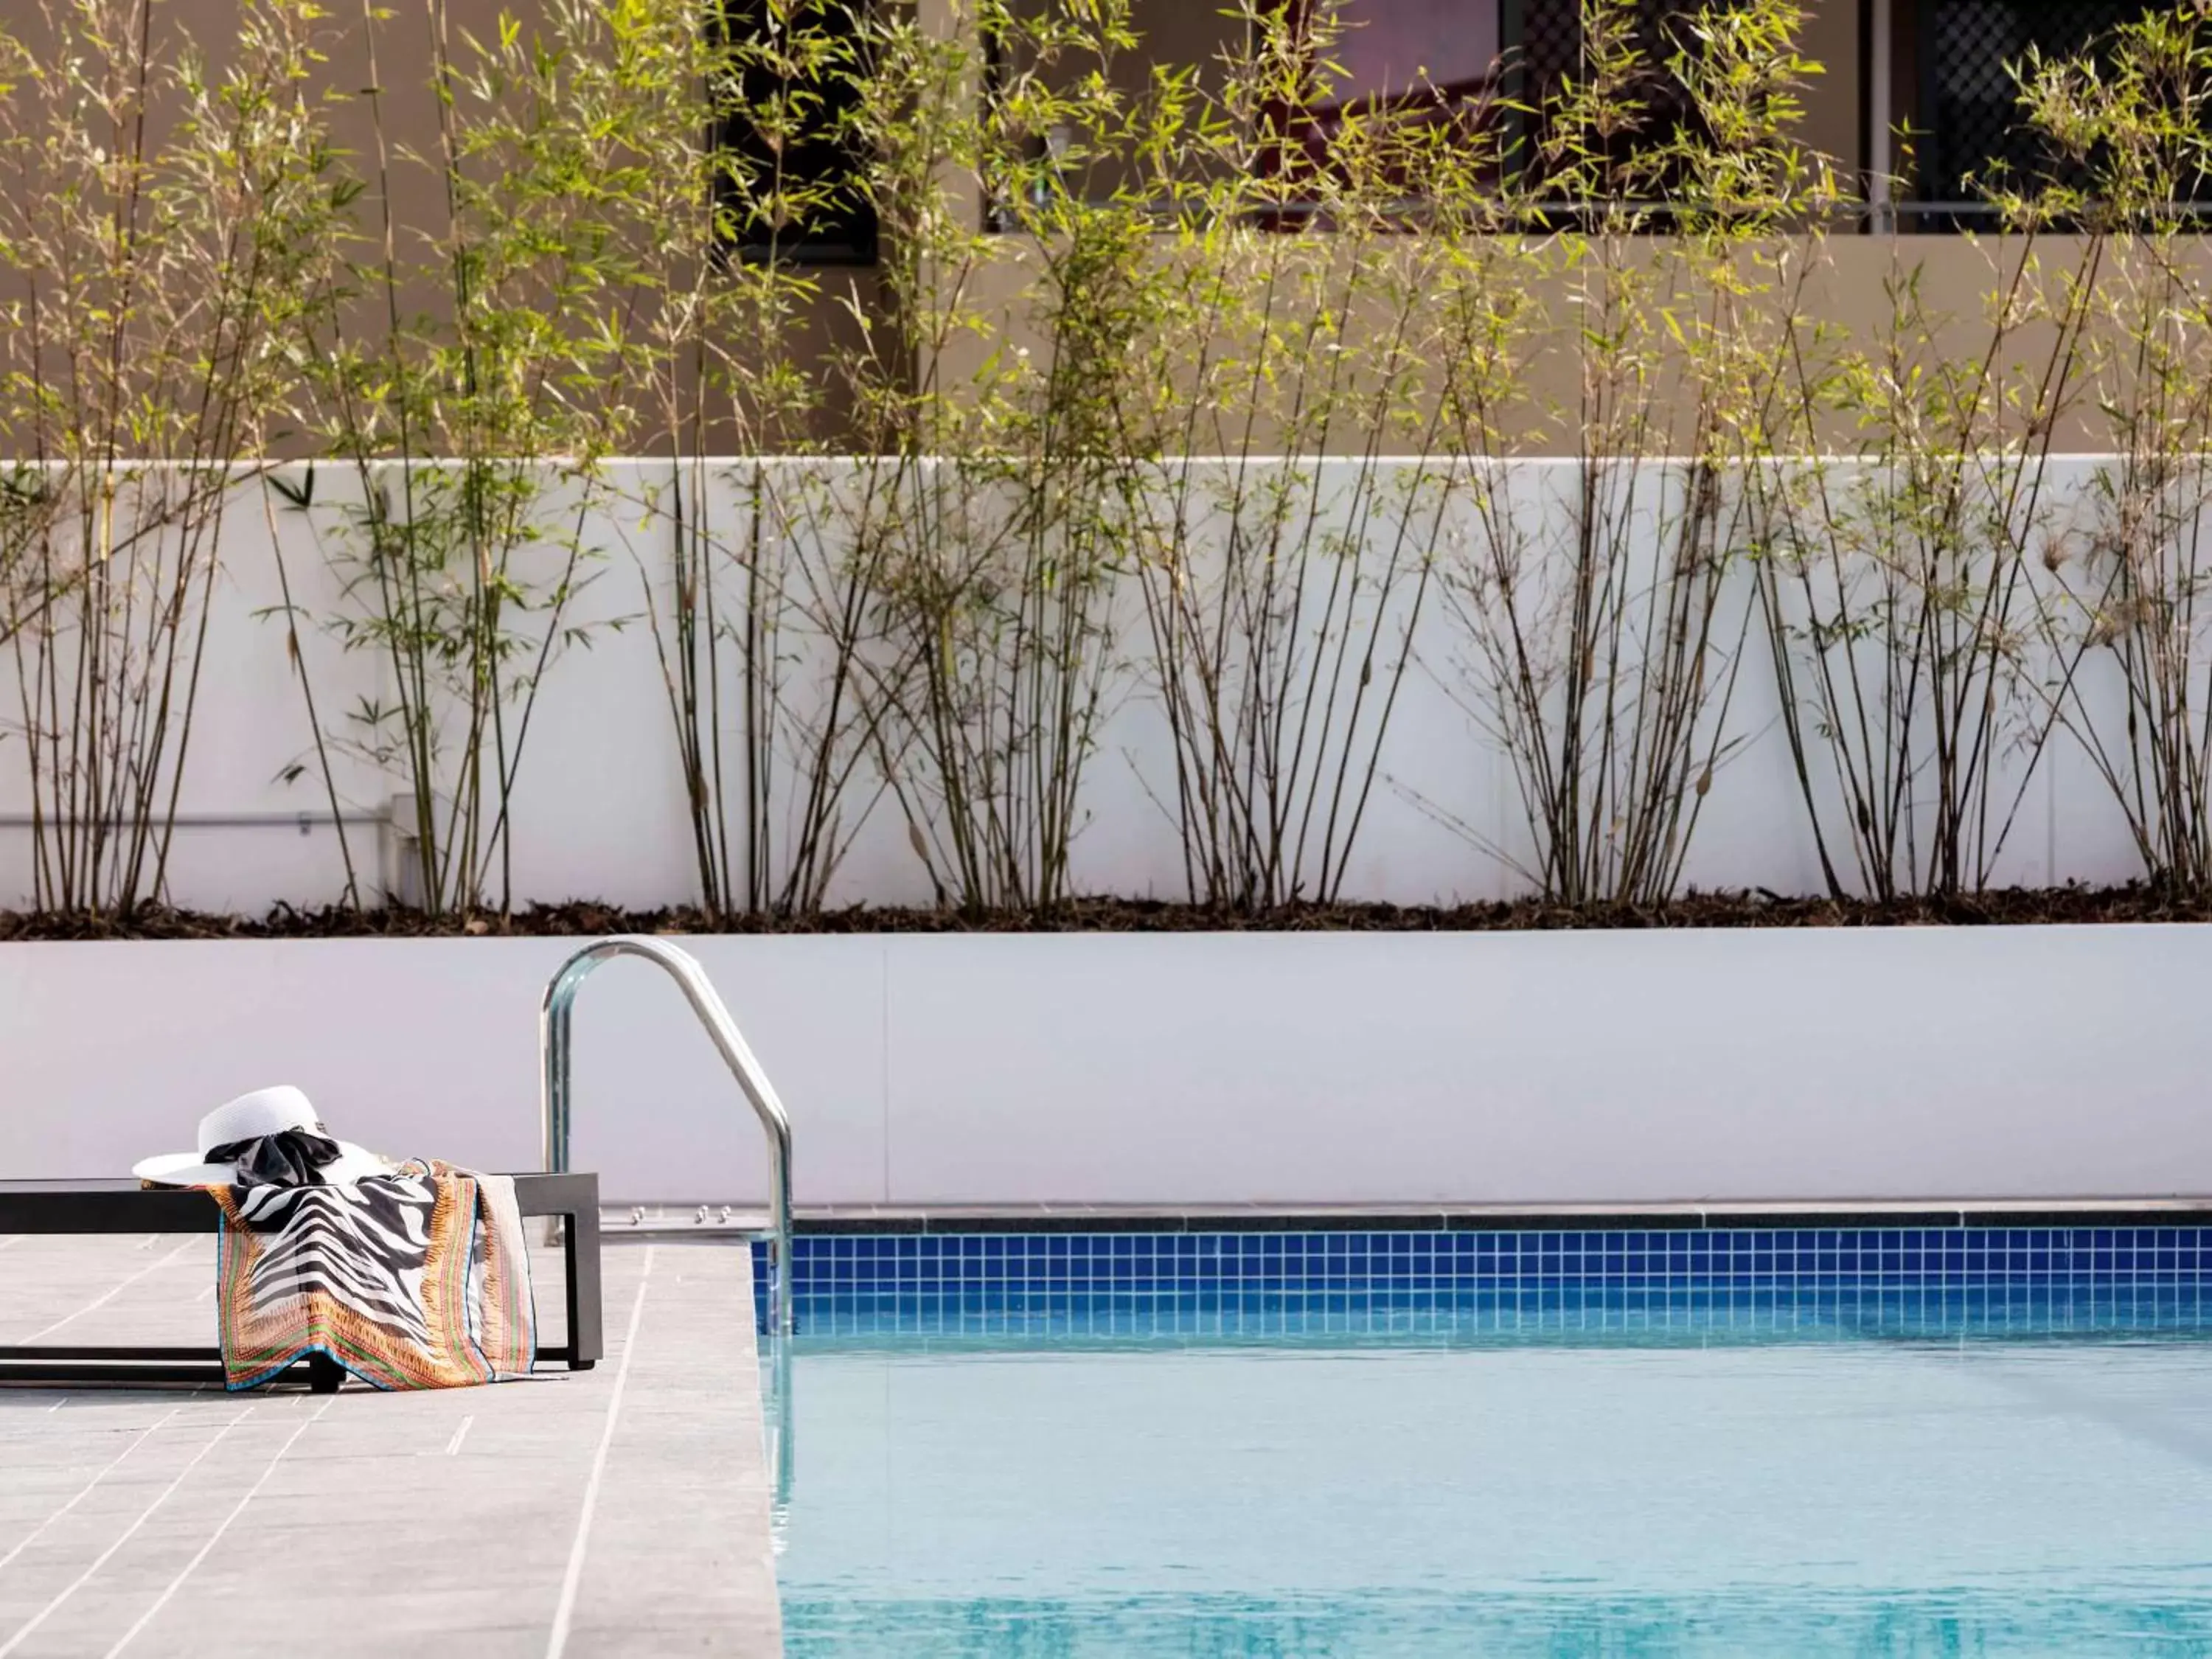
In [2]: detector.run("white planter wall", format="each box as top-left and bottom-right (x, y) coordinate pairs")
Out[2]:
(0, 457), (2167, 914)
(3, 929), (2204, 1206)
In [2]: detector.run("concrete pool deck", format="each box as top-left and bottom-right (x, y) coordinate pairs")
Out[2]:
(0, 1234), (779, 1658)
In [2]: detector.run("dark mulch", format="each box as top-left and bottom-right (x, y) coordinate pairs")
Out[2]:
(4, 884), (2211, 941)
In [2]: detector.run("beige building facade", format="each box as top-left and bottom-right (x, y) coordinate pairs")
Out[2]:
(0, 0), (2173, 456)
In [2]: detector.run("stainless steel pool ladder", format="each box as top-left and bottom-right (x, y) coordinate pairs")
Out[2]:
(540, 936), (795, 1337)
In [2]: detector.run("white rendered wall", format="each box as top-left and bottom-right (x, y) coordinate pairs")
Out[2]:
(2, 928), (2203, 1206)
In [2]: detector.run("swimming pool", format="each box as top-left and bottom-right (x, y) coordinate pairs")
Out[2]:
(761, 1222), (2212, 1656)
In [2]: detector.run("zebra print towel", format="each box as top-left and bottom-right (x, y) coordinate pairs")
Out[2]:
(212, 1161), (536, 1391)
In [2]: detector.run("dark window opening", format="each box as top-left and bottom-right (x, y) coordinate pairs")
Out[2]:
(1511, 0), (1753, 210)
(1903, 0), (2212, 231)
(1262, 0), (1509, 222)
(716, 0), (878, 265)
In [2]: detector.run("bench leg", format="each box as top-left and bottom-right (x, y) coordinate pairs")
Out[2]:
(563, 1206), (602, 1371)
(305, 1352), (345, 1394)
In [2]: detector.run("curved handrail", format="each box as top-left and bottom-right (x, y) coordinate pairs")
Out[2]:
(540, 936), (794, 1336)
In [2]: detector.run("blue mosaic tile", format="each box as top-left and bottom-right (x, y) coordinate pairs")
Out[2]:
(747, 1225), (2212, 1341)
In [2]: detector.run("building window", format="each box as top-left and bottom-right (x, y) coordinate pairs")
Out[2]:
(1262, 0), (1507, 218)
(1512, 0), (1745, 199)
(717, 0), (877, 265)
(1298, 0), (1503, 128)
(1902, 0), (2211, 229)
(1913, 0), (2132, 219)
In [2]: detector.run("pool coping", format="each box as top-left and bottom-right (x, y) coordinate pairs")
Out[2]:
(612, 1198), (2212, 1235)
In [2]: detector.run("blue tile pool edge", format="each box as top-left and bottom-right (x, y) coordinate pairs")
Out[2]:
(745, 1222), (2212, 1339)
(777, 1206), (2212, 1234)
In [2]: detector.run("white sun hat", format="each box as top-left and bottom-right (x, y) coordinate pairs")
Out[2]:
(133, 1086), (394, 1189)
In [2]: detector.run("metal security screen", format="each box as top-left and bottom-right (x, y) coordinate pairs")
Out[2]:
(1913, 0), (2160, 211)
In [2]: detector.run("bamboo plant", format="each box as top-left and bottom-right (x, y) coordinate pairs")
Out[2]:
(0, 0), (345, 917)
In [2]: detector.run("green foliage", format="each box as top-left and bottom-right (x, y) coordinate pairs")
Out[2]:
(0, 0), (346, 915)
(284, 0), (679, 917)
(6, 0), (2212, 922)
(1433, 0), (1832, 905)
(1751, 0), (2208, 899)
(2019, 1), (2212, 891)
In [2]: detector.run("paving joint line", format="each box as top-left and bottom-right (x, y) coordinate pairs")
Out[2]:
(545, 1245), (655, 1659)
(0, 1406), (259, 1657)
(102, 1399), (336, 1658)
(16, 1239), (201, 1345)
(0, 1408), (185, 1577)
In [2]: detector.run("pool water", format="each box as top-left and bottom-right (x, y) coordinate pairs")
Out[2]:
(775, 1333), (2212, 1656)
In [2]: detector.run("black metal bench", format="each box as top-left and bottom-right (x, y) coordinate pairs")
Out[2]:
(0, 1172), (603, 1388)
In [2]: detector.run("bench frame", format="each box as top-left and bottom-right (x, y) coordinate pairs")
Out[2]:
(0, 1172), (602, 1387)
